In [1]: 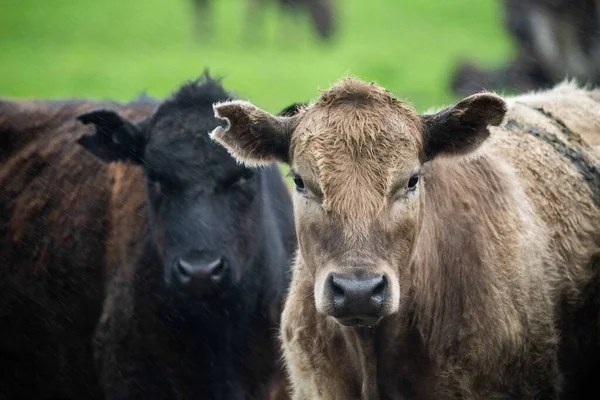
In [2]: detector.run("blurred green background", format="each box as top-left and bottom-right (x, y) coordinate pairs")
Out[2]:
(0, 0), (512, 114)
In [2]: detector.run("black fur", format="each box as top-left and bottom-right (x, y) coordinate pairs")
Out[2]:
(77, 74), (296, 399)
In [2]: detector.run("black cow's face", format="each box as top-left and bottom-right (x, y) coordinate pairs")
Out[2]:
(141, 107), (263, 298)
(77, 78), (264, 299)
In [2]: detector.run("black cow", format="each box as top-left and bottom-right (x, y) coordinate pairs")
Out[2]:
(0, 74), (296, 399)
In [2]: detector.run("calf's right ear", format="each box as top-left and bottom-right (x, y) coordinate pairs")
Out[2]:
(210, 100), (296, 166)
(76, 110), (147, 164)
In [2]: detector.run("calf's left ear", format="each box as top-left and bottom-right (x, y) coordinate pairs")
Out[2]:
(420, 93), (507, 162)
(210, 100), (296, 166)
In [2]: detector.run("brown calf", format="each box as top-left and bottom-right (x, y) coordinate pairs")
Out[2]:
(210, 77), (600, 399)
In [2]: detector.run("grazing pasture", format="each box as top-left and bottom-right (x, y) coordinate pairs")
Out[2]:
(0, 0), (511, 115)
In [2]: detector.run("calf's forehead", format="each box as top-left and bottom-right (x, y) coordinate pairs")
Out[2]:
(290, 101), (423, 221)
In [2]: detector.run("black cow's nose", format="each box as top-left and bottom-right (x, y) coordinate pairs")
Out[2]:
(175, 257), (227, 290)
(328, 273), (388, 325)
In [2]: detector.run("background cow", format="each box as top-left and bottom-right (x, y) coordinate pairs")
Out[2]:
(191, 0), (335, 41)
(210, 77), (600, 399)
(451, 0), (600, 96)
(0, 74), (296, 399)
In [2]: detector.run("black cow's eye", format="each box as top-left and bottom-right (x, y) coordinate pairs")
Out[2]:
(407, 174), (419, 191)
(239, 169), (254, 182)
(293, 174), (305, 192)
(146, 172), (158, 184)
(146, 171), (174, 195)
(221, 169), (255, 191)
(147, 176), (163, 193)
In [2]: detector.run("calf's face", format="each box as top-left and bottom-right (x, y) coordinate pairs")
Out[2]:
(211, 78), (506, 327)
(77, 80), (264, 300)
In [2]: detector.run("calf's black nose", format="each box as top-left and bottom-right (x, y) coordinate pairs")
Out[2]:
(175, 256), (226, 291)
(328, 273), (387, 325)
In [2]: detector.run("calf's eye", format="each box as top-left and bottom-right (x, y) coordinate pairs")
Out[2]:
(293, 175), (305, 192)
(407, 174), (419, 191)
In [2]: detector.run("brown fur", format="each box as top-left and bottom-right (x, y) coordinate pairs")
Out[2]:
(211, 77), (600, 399)
(0, 98), (154, 399)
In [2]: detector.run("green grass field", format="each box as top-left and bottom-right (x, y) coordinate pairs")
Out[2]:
(0, 0), (513, 114)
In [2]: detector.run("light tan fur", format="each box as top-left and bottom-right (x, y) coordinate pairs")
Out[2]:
(211, 77), (600, 399)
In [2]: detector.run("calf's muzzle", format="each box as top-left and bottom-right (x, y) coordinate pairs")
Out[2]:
(326, 272), (388, 327)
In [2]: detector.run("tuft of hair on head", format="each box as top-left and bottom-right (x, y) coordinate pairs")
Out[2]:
(150, 70), (235, 124)
(314, 75), (401, 110)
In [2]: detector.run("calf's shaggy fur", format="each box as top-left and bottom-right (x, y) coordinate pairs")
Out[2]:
(210, 78), (600, 399)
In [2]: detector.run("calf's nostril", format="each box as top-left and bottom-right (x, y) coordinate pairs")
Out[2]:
(330, 275), (346, 301)
(371, 275), (387, 300)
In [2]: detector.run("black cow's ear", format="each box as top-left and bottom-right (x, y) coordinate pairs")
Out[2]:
(277, 102), (308, 117)
(210, 100), (297, 166)
(76, 110), (147, 164)
(420, 93), (506, 162)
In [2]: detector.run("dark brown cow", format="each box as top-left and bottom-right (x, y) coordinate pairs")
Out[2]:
(210, 77), (600, 399)
(0, 97), (153, 399)
(451, 0), (600, 96)
(0, 75), (296, 399)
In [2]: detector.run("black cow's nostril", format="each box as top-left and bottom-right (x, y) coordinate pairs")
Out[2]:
(210, 260), (225, 280)
(178, 261), (191, 278)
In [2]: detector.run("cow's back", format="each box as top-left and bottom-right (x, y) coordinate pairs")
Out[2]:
(489, 85), (600, 397)
(0, 98), (154, 399)
(496, 84), (600, 274)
